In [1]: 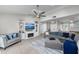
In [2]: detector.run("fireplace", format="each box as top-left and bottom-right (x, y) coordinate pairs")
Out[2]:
(28, 33), (34, 37)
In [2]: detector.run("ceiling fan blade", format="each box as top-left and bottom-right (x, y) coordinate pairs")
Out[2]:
(39, 11), (45, 16)
(41, 15), (46, 17)
(33, 10), (38, 15)
(40, 11), (45, 14)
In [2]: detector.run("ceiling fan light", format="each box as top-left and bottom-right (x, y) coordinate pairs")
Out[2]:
(36, 15), (40, 18)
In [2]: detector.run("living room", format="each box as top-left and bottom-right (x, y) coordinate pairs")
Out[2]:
(0, 5), (79, 54)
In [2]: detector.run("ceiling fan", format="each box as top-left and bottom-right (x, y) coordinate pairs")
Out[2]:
(32, 5), (46, 18)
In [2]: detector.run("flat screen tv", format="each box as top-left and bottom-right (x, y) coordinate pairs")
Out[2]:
(25, 23), (35, 31)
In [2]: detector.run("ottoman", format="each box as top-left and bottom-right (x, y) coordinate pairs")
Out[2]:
(45, 37), (63, 50)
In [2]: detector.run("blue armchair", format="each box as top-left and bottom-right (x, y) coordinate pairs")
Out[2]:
(63, 39), (78, 54)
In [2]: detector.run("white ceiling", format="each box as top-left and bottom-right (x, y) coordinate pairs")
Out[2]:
(0, 5), (60, 15)
(1, 5), (79, 23)
(41, 13), (79, 23)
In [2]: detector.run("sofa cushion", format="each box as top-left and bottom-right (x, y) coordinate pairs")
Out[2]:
(70, 34), (75, 40)
(6, 35), (11, 40)
(12, 33), (16, 38)
(16, 33), (19, 37)
(62, 32), (69, 38)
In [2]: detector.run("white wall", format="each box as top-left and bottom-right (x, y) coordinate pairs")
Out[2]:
(0, 13), (36, 34)
(40, 23), (47, 33)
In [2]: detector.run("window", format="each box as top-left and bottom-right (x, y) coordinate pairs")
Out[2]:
(50, 23), (58, 32)
(60, 23), (69, 32)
